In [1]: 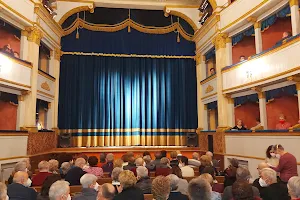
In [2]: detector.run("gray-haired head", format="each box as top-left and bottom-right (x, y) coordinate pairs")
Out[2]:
(136, 166), (148, 178)
(288, 176), (300, 198)
(188, 177), (211, 200)
(236, 167), (251, 181)
(111, 167), (123, 181)
(80, 174), (97, 188)
(261, 168), (277, 185)
(98, 183), (115, 200)
(14, 161), (27, 173)
(167, 174), (179, 191)
(49, 180), (70, 200)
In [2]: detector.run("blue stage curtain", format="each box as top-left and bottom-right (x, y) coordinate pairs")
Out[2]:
(234, 94), (258, 107)
(59, 55), (197, 146)
(232, 26), (254, 46)
(266, 85), (297, 102)
(205, 48), (215, 61)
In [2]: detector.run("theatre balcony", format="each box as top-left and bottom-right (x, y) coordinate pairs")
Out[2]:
(0, 52), (32, 91)
(222, 34), (300, 94)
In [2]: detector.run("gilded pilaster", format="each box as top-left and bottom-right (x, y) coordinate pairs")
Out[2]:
(212, 33), (228, 50)
(24, 26), (43, 46)
(289, 0), (300, 35)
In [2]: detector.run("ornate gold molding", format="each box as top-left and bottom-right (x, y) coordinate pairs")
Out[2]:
(226, 37), (232, 44)
(41, 82), (51, 91)
(24, 26), (43, 45)
(212, 33), (228, 50)
(287, 75), (300, 82)
(17, 95), (24, 102)
(58, 5), (95, 25)
(164, 7), (198, 31)
(54, 48), (62, 61)
(205, 85), (214, 93)
(296, 83), (300, 91)
(254, 21), (261, 29)
(290, 0), (299, 7)
(247, 16), (257, 23)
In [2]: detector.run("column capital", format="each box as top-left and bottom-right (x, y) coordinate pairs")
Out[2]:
(247, 16), (257, 23)
(296, 83), (300, 91)
(18, 95), (24, 102)
(23, 26), (43, 46)
(54, 48), (62, 61)
(226, 37), (232, 44)
(212, 33), (228, 50)
(290, 0), (299, 7)
(254, 21), (261, 29)
(223, 94), (234, 104)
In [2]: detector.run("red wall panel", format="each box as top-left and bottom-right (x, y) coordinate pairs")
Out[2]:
(0, 101), (17, 130)
(232, 36), (256, 64)
(234, 102), (260, 129)
(0, 28), (20, 54)
(266, 96), (299, 129)
(262, 17), (292, 51)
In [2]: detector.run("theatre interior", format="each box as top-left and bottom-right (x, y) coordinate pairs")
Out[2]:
(1, 0), (300, 199)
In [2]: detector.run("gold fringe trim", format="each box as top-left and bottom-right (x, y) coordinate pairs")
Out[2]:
(63, 18), (194, 41)
(62, 51), (195, 59)
(60, 128), (196, 134)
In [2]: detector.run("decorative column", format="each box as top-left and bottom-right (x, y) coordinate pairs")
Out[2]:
(254, 21), (263, 54)
(52, 48), (61, 132)
(213, 33), (230, 128)
(290, 0), (300, 36)
(225, 95), (235, 127)
(16, 93), (27, 130)
(252, 87), (268, 129)
(225, 37), (232, 66)
(21, 26), (43, 132)
(196, 54), (208, 131)
(20, 31), (29, 61)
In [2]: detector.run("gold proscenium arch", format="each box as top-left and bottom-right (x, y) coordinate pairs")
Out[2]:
(208, 0), (217, 10)
(58, 4), (95, 25)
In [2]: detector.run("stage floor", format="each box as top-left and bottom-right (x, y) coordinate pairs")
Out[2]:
(54, 146), (200, 153)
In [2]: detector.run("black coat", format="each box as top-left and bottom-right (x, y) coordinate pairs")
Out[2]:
(168, 192), (189, 200)
(113, 187), (144, 200)
(73, 188), (98, 200)
(65, 166), (87, 186)
(260, 182), (290, 200)
(8, 183), (37, 200)
(136, 177), (152, 194)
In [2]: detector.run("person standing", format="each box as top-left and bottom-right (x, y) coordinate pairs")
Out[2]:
(270, 144), (298, 183)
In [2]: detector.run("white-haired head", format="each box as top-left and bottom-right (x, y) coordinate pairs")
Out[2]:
(111, 167), (123, 181)
(135, 158), (144, 167)
(288, 176), (300, 198)
(261, 168), (277, 185)
(192, 152), (200, 160)
(80, 174), (98, 189)
(49, 180), (70, 200)
(167, 174), (179, 191)
(14, 161), (27, 173)
(38, 161), (50, 172)
(61, 162), (71, 175)
(136, 166), (148, 179)
(106, 153), (114, 162)
(75, 158), (86, 169)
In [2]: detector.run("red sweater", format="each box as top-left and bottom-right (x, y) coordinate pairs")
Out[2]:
(32, 172), (52, 186)
(271, 152), (298, 182)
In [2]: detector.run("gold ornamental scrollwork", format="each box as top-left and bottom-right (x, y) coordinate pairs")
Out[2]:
(205, 85), (214, 94)
(41, 81), (50, 91)
(24, 26), (43, 46)
(212, 33), (228, 50)
(54, 48), (62, 61)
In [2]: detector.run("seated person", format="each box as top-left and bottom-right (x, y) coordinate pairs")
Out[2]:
(223, 167), (260, 200)
(111, 167), (123, 195)
(188, 152), (201, 168)
(97, 183), (115, 200)
(151, 152), (162, 168)
(136, 166), (151, 194)
(60, 162), (71, 179)
(1, 44), (14, 56)
(8, 161), (30, 184)
(167, 174), (189, 200)
(239, 55), (246, 62)
(180, 156), (194, 177)
(65, 158), (87, 185)
(259, 168), (290, 200)
(155, 157), (171, 176)
(37, 174), (62, 200)
(143, 155), (155, 171)
(210, 68), (216, 75)
(231, 119), (247, 130)
(199, 155), (214, 175)
(113, 170), (144, 200)
(224, 158), (239, 188)
(7, 171), (37, 200)
(252, 162), (270, 194)
(102, 153), (114, 173)
(171, 166), (189, 195)
(152, 176), (171, 200)
(123, 156), (136, 171)
(85, 156), (103, 178)
(199, 173), (222, 200)
(275, 31), (292, 46)
(49, 180), (71, 200)
(188, 177), (212, 200)
(287, 176), (300, 200)
(98, 153), (107, 168)
(275, 114), (291, 130)
(32, 161), (52, 186)
(232, 181), (262, 200)
(206, 151), (219, 168)
(73, 174), (99, 200)
(251, 118), (262, 130)
(170, 151), (179, 167)
(48, 159), (59, 174)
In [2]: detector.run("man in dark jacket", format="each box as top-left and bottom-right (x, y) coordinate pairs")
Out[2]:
(167, 174), (189, 200)
(151, 152), (162, 169)
(73, 174), (99, 200)
(123, 156), (136, 171)
(259, 168), (290, 200)
(103, 153), (114, 173)
(113, 170), (144, 200)
(136, 166), (152, 194)
(65, 158), (87, 186)
(7, 171), (37, 200)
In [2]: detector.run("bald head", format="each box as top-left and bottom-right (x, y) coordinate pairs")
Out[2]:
(206, 151), (213, 158)
(98, 183), (115, 200)
(13, 171), (29, 185)
(257, 162), (269, 176)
